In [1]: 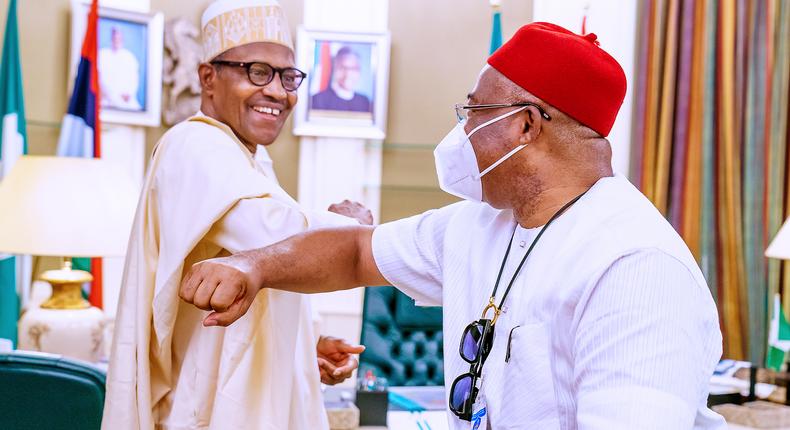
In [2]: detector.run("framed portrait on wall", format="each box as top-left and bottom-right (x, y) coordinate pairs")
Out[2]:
(70, 0), (164, 127)
(293, 28), (391, 140)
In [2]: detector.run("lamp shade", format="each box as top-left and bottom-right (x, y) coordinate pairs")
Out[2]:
(0, 156), (138, 257)
(767, 218), (790, 260)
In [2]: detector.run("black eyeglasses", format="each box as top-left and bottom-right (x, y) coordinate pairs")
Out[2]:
(449, 318), (495, 421)
(454, 102), (552, 123)
(211, 60), (307, 92)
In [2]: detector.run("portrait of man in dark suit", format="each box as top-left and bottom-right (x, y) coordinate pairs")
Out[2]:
(310, 46), (372, 113)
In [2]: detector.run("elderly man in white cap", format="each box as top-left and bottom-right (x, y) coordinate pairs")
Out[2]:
(101, 1), (371, 429)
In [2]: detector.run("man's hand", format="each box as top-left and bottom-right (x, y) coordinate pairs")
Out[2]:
(179, 253), (262, 327)
(316, 336), (365, 385)
(328, 200), (374, 225)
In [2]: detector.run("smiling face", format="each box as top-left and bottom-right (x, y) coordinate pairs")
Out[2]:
(199, 42), (298, 149)
(332, 51), (361, 92)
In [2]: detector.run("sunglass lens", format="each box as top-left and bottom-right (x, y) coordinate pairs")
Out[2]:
(450, 374), (473, 412)
(461, 323), (483, 362)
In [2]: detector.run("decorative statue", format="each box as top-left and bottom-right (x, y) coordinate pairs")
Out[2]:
(162, 18), (202, 126)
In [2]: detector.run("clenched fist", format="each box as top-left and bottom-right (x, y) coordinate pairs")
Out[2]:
(179, 253), (261, 327)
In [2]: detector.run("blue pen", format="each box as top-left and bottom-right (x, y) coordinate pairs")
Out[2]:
(412, 412), (425, 430)
(420, 412), (433, 430)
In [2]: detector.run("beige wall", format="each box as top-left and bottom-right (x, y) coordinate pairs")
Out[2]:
(2, 0), (532, 222)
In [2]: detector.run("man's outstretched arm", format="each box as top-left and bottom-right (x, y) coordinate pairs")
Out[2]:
(179, 225), (387, 327)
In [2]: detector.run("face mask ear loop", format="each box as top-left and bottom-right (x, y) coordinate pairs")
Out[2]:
(476, 143), (528, 179)
(467, 106), (528, 138)
(464, 106), (529, 180)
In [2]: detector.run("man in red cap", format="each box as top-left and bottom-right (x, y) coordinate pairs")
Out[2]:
(178, 23), (726, 429)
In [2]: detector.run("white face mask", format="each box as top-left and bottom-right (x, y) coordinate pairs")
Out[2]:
(434, 106), (528, 201)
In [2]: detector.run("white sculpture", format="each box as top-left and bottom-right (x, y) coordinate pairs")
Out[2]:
(162, 18), (202, 126)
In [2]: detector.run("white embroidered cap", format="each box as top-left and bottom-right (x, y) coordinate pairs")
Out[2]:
(201, 0), (293, 62)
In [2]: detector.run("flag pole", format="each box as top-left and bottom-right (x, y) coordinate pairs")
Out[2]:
(56, 0), (104, 309)
(489, 0), (503, 55)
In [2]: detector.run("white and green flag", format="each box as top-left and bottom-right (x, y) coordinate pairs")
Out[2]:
(766, 294), (790, 371)
(0, 0), (27, 347)
(0, 0), (25, 178)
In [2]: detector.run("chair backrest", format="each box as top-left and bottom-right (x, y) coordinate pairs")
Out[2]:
(0, 351), (106, 430)
(359, 286), (444, 386)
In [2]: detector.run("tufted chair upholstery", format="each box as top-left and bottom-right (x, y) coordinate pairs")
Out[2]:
(359, 286), (443, 386)
(0, 351), (106, 429)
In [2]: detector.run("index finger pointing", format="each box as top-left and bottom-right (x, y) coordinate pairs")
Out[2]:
(333, 340), (366, 354)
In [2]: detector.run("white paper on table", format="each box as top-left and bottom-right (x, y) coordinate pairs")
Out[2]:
(384, 411), (449, 430)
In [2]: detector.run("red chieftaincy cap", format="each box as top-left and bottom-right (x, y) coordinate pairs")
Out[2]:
(487, 22), (627, 137)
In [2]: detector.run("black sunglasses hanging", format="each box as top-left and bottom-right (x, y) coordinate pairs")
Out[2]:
(449, 190), (588, 421)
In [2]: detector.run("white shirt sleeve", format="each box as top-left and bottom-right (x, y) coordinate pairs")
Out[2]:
(204, 197), (309, 253)
(303, 209), (360, 229)
(371, 204), (461, 307)
(574, 249), (724, 430)
(205, 197), (364, 253)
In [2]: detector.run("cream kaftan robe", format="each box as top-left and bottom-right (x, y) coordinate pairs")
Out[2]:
(103, 113), (352, 430)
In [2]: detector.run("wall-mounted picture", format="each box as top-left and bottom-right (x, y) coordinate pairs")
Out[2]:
(70, 0), (164, 127)
(294, 28), (390, 140)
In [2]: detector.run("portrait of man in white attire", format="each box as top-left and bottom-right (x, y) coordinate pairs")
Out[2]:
(98, 26), (142, 111)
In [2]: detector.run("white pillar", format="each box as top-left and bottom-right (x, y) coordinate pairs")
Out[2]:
(532, 0), (638, 177)
(92, 0), (151, 317)
(99, 124), (145, 317)
(298, 0), (389, 346)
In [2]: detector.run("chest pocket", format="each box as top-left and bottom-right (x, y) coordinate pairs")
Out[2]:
(490, 323), (561, 429)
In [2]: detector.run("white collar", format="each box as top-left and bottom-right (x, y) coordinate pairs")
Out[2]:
(331, 82), (355, 100)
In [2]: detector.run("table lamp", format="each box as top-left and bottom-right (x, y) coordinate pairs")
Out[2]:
(0, 156), (137, 362)
(767, 220), (790, 260)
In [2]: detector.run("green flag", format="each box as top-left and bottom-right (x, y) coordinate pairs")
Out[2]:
(0, 0), (27, 347)
(0, 257), (16, 346)
(489, 7), (503, 55)
(0, 0), (26, 176)
(766, 294), (790, 371)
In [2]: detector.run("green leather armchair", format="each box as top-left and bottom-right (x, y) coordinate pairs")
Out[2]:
(0, 351), (106, 430)
(359, 286), (444, 386)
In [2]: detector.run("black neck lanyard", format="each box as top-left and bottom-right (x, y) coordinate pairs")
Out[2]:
(481, 190), (588, 325)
